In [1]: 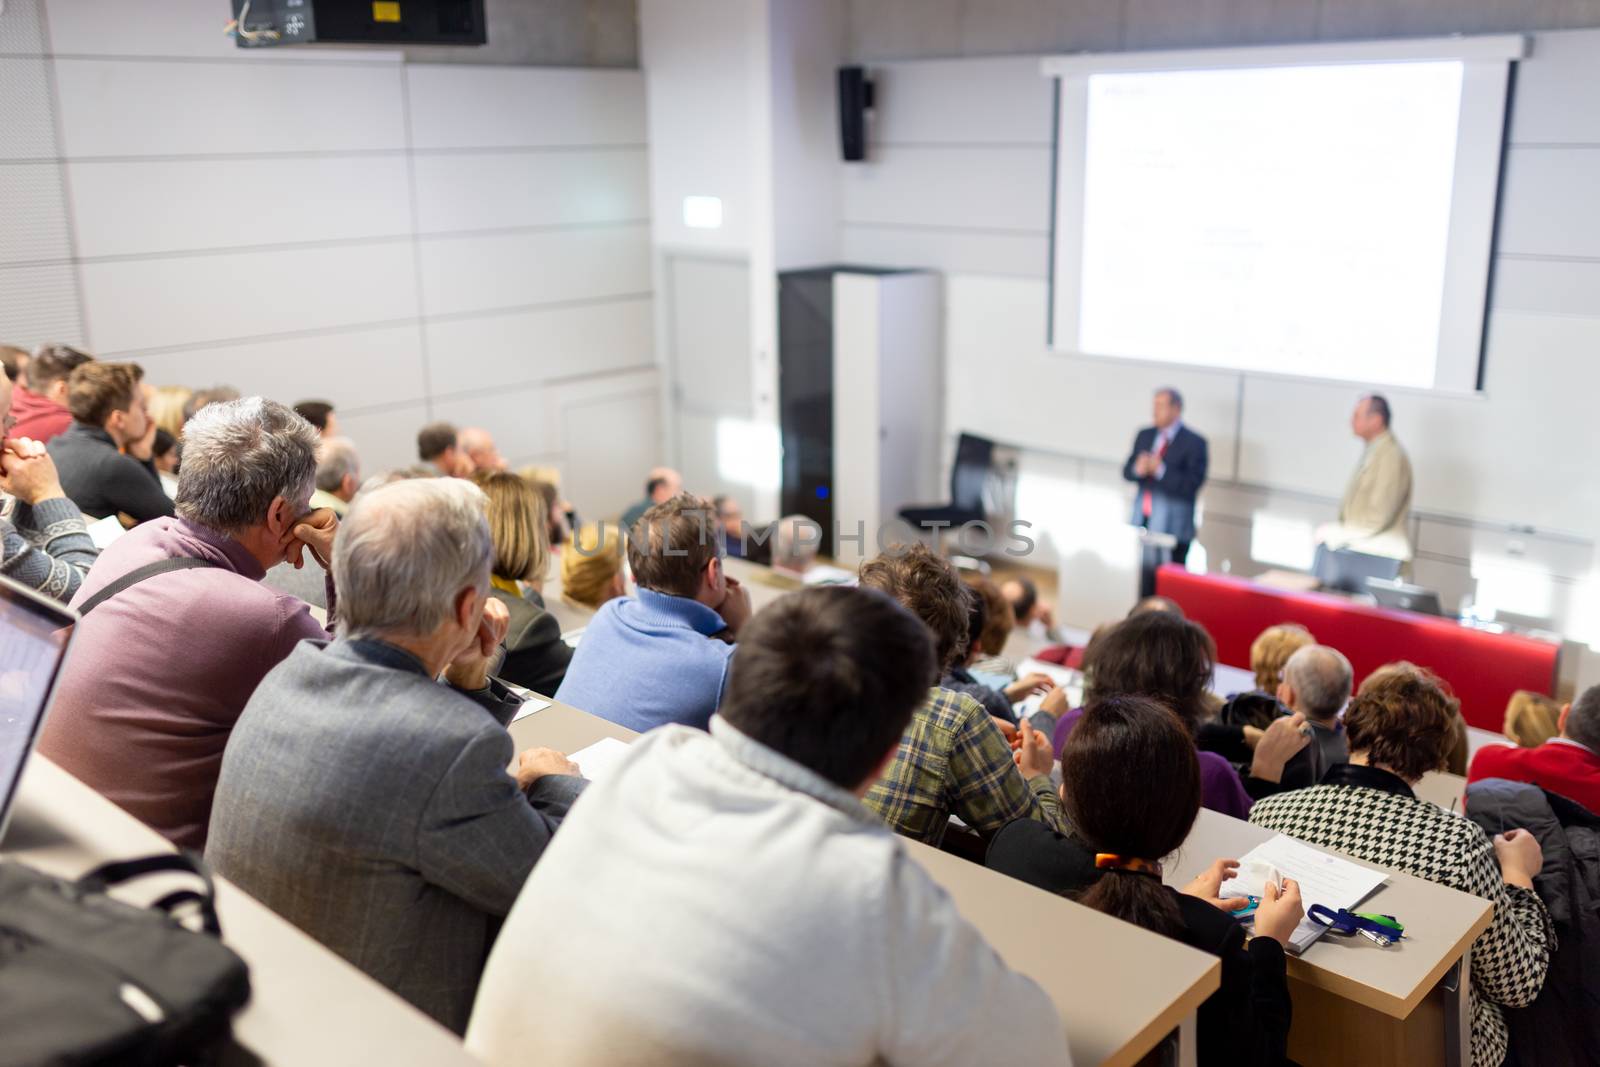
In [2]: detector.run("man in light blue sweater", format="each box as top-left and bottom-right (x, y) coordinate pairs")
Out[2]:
(554, 493), (752, 731)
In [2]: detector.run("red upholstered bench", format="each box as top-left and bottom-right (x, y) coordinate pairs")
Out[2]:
(1155, 565), (1559, 732)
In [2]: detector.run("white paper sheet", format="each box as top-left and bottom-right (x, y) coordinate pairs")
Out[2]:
(1012, 658), (1084, 719)
(1220, 834), (1389, 953)
(569, 736), (632, 783)
(508, 696), (552, 723)
(85, 514), (126, 549)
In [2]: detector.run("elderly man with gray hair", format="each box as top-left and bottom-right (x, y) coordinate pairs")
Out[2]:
(207, 478), (583, 1033)
(311, 435), (361, 516)
(39, 397), (340, 849)
(1276, 644), (1355, 780)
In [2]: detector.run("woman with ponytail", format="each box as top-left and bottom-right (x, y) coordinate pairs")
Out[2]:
(989, 694), (1304, 1066)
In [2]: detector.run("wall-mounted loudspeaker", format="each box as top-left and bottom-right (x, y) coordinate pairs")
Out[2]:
(838, 66), (874, 162)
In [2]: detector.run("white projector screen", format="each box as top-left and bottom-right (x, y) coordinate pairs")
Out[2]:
(1045, 37), (1524, 392)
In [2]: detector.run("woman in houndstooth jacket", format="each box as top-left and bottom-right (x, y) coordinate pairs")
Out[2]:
(1250, 663), (1553, 1067)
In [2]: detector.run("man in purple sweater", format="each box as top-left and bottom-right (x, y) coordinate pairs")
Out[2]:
(37, 397), (338, 849)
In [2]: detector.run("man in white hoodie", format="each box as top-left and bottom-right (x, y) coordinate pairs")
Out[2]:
(467, 584), (1070, 1067)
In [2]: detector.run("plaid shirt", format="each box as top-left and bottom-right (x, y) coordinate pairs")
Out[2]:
(864, 687), (1065, 845)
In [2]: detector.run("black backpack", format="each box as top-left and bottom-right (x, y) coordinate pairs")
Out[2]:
(0, 852), (251, 1067)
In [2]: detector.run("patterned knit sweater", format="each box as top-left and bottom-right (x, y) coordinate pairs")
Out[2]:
(1250, 764), (1554, 1067)
(0, 493), (98, 602)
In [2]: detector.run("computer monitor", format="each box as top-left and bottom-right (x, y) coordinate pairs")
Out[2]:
(0, 575), (76, 840)
(1313, 545), (1402, 595)
(1366, 578), (1445, 617)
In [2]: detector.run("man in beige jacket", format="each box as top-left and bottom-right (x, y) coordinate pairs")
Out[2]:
(1318, 394), (1413, 560)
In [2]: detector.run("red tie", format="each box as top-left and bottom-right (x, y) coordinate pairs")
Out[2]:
(1141, 434), (1170, 520)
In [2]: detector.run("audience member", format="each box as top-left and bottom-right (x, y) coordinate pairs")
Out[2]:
(1502, 690), (1563, 750)
(857, 543), (1065, 845)
(1000, 575), (1061, 641)
(941, 583), (1053, 726)
(467, 586), (1068, 1066)
(555, 494), (750, 731)
(148, 385), (192, 439)
(769, 513), (822, 577)
(1249, 623), (1314, 693)
(10, 343), (91, 444)
(48, 362), (174, 524)
(1470, 684), (1600, 815)
(459, 427), (506, 472)
(0, 344), (26, 383)
(620, 466), (682, 532)
(522, 472), (569, 548)
(37, 398), (337, 848)
(311, 437), (361, 517)
(151, 427), (180, 496)
(964, 575), (1017, 678)
(1048, 612), (1309, 817)
(1276, 644), (1352, 778)
(473, 470), (572, 695)
(292, 399), (338, 439)
(418, 421), (473, 477)
(208, 478), (583, 1033)
(712, 493), (745, 558)
(1129, 594), (1184, 617)
(1251, 663), (1553, 1067)
(989, 694), (1302, 1066)
(0, 371), (97, 601)
(183, 386), (240, 423)
(559, 522), (627, 611)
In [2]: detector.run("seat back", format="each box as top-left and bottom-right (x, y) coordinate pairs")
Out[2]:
(949, 433), (994, 512)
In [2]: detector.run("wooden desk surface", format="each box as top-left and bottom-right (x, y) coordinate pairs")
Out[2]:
(1167, 808), (1491, 1019)
(1415, 771), (1468, 812)
(510, 699), (1221, 1067)
(2, 757), (481, 1067)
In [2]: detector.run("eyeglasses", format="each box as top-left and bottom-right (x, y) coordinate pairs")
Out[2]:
(1308, 904), (1404, 946)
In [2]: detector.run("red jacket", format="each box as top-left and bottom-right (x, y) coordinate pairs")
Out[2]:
(9, 384), (72, 443)
(1469, 738), (1600, 815)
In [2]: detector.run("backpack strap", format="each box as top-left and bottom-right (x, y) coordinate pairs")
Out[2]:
(77, 851), (222, 936)
(76, 557), (221, 618)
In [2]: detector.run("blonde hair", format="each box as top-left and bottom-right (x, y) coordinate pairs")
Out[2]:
(1503, 690), (1561, 749)
(148, 385), (193, 437)
(471, 469), (548, 583)
(562, 522), (625, 609)
(1249, 623), (1315, 692)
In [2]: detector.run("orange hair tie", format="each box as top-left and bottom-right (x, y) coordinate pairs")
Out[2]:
(1094, 853), (1164, 878)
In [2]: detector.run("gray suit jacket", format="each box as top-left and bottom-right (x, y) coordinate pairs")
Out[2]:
(206, 637), (584, 1032)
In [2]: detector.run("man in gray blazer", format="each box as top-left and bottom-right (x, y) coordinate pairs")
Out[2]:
(207, 477), (585, 1033)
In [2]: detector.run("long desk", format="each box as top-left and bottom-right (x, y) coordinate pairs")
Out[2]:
(1167, 809), (1492, 1067)
(510, 698), (1220, 1067)
(1157, 566), (1561, 732)
(2, 757), (481, 1067)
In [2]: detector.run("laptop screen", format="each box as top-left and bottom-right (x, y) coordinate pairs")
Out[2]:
(0, 576), (75, 836)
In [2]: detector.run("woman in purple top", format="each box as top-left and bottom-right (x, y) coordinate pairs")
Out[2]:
(1045, 612), (1303, 820)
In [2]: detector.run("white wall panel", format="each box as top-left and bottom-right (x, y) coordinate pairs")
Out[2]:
(1508, 28), (1600, 144)
(410, 149), (648, 234)
(0, 57), (58, 159)
(334, 402), (432, 476)
(0, 0), (46, 55)
(666, 255), (752, 418)
(134, 325), (428, 413)
(81, 242), (419, 353)
(1491, 257), (1600, 317)
(67, 155), (413, 258)
(53, 58), (406, 157)
(840, 223), (1047, 276)
(42, 0), (400, 61)
(559, 382), (663, 521)
(840, 145), (1050, 232)
(0, 262), (83, 348)
(945, 275), (1241, 478)
(421, 297), (654, 391)
(0, 163), (73, 264)
(1496, 147), (1600, 257)
(418, 224), (650, 317)
(865, 55), (1053, 145)
(405, 65), (646, 150)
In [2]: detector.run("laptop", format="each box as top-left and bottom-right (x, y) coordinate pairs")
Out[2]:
(1366, 578), (1445, 617)
(0, 574), (77, 841)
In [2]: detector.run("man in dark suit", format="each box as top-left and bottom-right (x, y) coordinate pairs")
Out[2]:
(1123, 387), (1208, 597)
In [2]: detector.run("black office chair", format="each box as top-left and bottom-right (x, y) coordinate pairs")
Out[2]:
(899, 433), (994, 532)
